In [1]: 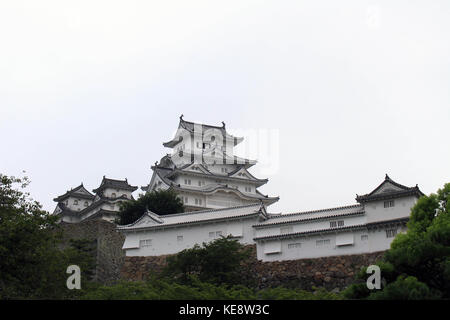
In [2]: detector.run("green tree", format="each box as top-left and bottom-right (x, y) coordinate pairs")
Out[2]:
(0, 173), (96, 299)
(344, 183), (450, 300)
(116, 189), (184, 225)
(163, 236), (253, 286)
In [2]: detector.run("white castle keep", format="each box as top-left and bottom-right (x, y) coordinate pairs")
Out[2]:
(54, 116), (424, 261)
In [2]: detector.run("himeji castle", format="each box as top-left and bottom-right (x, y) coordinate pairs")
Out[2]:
(141, 115), (279, 211)
(54, 116), (425, 261)
(117, 116), (424, 261)
(53, 176), (138, 223)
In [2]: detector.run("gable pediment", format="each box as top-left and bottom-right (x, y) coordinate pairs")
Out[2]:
(371, 182), (405, 195)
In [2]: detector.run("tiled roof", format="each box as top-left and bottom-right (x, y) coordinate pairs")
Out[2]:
(253, 217), (409, 241)
(356, 174), (424, 203)
(53, 184), (95, 202)
(163, 115), (244, 148)
(256, 204), (363, 222)
(253, 210), (365, 228)
(117, 202), (266, 231)
(93, 176), (138, 194)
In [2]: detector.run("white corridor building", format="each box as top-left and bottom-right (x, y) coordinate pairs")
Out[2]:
(117, 116), (424, 261)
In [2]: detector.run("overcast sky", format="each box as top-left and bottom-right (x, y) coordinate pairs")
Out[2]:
(1, 1), (449, 214)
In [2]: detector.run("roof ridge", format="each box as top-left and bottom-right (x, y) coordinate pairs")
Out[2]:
(163, 202), (263, 218)
(253, 210), (365, 227)
(273, 204), (363, 219)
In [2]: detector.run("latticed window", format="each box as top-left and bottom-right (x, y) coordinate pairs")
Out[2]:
(288, 243), (301, 249)
(386, 228), (397, 238)
(280, 226), (293, 234)
(140, 239), (152, 247)
(384, 200), (395, 208)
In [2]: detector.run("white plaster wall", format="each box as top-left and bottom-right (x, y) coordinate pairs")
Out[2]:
(256, 227), (401, 261)
(364, 196), (417, 223)
(254, 214), (367, 239)
(123, 216), (258, 256)
(103, 187), (133, 199)
(65, 196), (92, 211)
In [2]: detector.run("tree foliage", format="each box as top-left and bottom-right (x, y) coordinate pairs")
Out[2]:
(80, 276), (342, 300)
(344, 183), (450, 300)
(0, 173), (96, 299)
(163, 236), (253, 286)
(116, 189), (184, 225)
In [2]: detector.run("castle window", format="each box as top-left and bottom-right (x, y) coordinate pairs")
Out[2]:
(177, 235), (183, 242)
(84, 201), (89, 207)
(287, 242), (302, 249)
(184, 179), (191, 185)
(73, 200), (78, 205)
(361, 235), (369, 241)
(111, 193), (116, 198)
(386, 228), (397, 238)
(195, 198), (202, 205)
(316, 239), (330, 247)
(216, 231), (222, 237)
(338, 220), (344, 227)
(140, 239), (152, 247)
(280, 226), (293, 235)
(384, 200), (395, 208)
(183, 197), (188, 204)
(330, 221), (337, 228)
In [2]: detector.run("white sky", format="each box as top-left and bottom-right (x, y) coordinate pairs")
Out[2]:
(1, 1), (449, 214)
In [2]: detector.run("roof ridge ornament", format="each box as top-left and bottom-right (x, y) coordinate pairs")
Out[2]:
(385, 173), (390, 180)
(180, 114), (184, 121)
(222, 121), (226, 129)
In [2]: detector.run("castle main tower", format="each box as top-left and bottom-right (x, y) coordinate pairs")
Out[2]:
(142, 115), (279, 211)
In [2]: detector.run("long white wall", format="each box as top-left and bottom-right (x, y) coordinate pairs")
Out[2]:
(256, 224), (407, 261)
(365, 197), (417, 223)
(123, 216), (258, 257)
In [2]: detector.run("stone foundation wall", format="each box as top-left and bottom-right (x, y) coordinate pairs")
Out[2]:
(120, 245), (385, 291)
(58, 219), (125, 284)
(58, 220), (385, 291)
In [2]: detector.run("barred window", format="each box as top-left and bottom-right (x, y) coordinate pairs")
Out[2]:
(384, 200), (395, 208)
(280, 226), (293, 234)
(361, 234), (369, 241)
(330, 221), (337, 228)
(140, 239), (152, 247)
(316, 239), (330, 246)
(288, 243), (302, 249)
(386, 228), (397, 238)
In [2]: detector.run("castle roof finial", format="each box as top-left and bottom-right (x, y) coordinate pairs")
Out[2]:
(385, 173), (390, 180)
(222, 121), (226, 129)
(180, 114), (184, 121)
